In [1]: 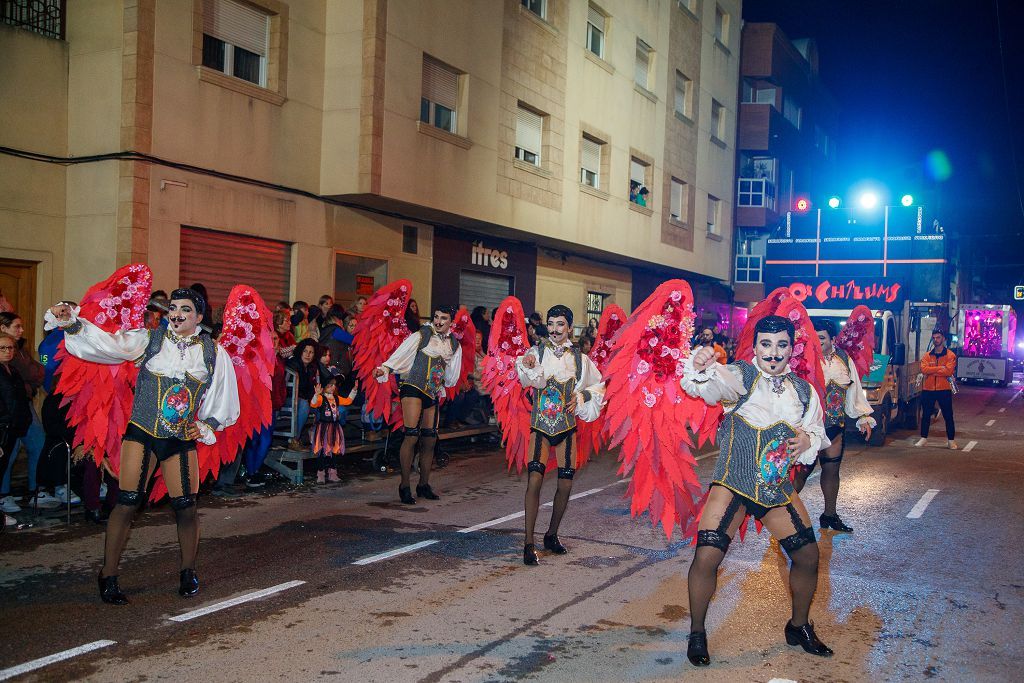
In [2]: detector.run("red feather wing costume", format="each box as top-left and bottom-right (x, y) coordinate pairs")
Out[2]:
(836, 305), (876, 378)
(604, 280), (721, 539)
(353, 279), (413, 429)
(445, 306), (477, 402)
(481, 296), (533, 472)
(576, 304), (626, 468)
(53, 264), (152, 472)
(151, 286), (275, 501)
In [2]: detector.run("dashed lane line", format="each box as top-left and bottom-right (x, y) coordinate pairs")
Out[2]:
(986, 419), (996, 427)
(963, 440), (978, 452)
(907, 489), (941, 519)
(168, 581), (306, 621)
(999, 407), (1006, 413)
(0, 640), (116, 681)
(351, 541), (439, 566)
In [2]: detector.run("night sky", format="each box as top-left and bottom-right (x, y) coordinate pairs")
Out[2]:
(742, 0), (1024, 303)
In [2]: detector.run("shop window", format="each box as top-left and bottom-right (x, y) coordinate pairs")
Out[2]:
(421, 55), (461, 134)
(202, 0), (271, 87)
(515, 104), (544, 166)
(403, 225), (418, 254)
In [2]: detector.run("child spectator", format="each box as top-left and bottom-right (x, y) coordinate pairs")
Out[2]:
(309, 376), (355, 483)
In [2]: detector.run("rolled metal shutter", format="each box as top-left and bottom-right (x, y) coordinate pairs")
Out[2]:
(459, 270), (513, 313)
(203, 0), (269, 56)
(515, 107), (542, 157)
(422, 55), (458, 111)
(179, 226), (291, 310)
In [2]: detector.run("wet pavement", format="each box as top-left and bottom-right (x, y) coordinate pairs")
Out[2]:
(2, 382), (1023, 682)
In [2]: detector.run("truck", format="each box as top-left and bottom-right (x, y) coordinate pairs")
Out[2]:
(955, 305), (1017, 387)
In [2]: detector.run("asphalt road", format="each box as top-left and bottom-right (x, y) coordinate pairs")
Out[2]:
(2, 381), (1023, 682)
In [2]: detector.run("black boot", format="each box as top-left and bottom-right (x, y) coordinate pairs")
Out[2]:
(98, 573), (129, 605)
(84, 509), (107, 525)
(819, 513), (853, 533)
(179, 568), (199, 597)
(523, 543), (539, 566)
(398, 486), (416, 505)
(416, 483), (439, 500)
(687, 631), (710, 666)
(785, 621), (834, 657)
(543, 533), (567, 554)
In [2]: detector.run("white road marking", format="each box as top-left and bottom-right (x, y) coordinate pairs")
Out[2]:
(907, 489), (941, 519)
(986, 419), (996, 427)
(459, 511), (526, 534)
(768, 679), (799, 683)
(999, 407), (1006, 413)
(169, 581), (306, 621)
(0, 640), (116, 681)
(352, 541), (439, 566)
(963, 440), (978, 452)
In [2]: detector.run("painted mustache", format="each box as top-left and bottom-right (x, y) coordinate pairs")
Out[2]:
(761, 355), (786, 363)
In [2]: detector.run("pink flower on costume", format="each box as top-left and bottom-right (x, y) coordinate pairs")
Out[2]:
(793, 343), (805, 356)
(636, 359), (651, 375)
(644, 392), (657, 408)
(788, 310), (801, 322)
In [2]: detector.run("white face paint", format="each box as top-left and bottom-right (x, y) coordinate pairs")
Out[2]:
(754, 330), (793, 377)
(547, 316), (570, 344)
(432, 310), (452, 335)
(167, 299), (201, 336)
(817, 329), (833, 356)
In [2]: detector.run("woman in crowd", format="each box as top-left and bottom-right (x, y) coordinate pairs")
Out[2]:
(0, 312), (50, 512)
(0, 332), (32, 528)
(274, 309), (296, 359)
(286, 339), (324, 450)
(405, 299), (421, 333)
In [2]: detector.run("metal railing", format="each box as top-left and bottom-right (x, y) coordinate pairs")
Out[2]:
(2, 0), (65, 40)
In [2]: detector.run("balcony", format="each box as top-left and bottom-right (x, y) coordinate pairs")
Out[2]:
(735, 177), (778, 228)
(1, 0), (65, 40)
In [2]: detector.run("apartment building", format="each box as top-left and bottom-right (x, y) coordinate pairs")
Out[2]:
(732, 22), (838, 307)
(1, 0), (740, 346)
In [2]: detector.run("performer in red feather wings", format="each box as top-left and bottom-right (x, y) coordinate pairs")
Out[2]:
(48, 272), (272, 606)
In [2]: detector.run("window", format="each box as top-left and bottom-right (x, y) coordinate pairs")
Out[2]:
(402, 225), (418, 254)
(677, 0), (697, 13)
(735, 254), (763, 283)
(707, 195), (721, 234)
(521, 0), (546, 19)
(515, 105), (543, 166)
(635, 39), (653, 90)
(710, 99), (724, 140)
(580, 135), (602, 188)
(586, 292), (606, 322)
(202, 0), (270, 87)
(741, 80), (776, 105)
(714, 5), (729, 46)
(630, 157), (651, 206)
(783, 95), (802, 130)
(1, 0), (65, 40)
(670, 178), (687, 221)
(674, 71), (692, 118)
(737, 178), (775, 209)
(421, 55), (459, 134)
(586, 5), (606, 58)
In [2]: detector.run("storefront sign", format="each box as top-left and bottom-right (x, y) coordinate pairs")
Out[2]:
(355, 275), (375, 296)
(768, 277), (905, 308)
(471, 241), (509, 269)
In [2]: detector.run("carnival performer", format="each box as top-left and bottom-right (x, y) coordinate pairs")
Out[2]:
(371, 305), (464, 504)
(513, 305), (605, 565)
(792, 315), (875, 533)
(681, 314), (833, 665)
(48, 289), (236, 603)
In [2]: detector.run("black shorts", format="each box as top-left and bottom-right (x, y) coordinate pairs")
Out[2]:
(709, 483), (775, 520)
(531, 427), (576, 448)
(123, 423), (195, 462)
(399, 383), (436, 409)
(825, 423), (846, 441)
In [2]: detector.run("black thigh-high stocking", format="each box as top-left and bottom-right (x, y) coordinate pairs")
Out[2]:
(102, 442), (155, 578)
(762, 497), (819, 627)
(399, 397), (424, 488)
(818, 435), (844, 517)
(546, 440), (574, 538)
(162, 450), (201, 571)
(524, 434), (546, 546)
(688, 486), (745, 633)
(417, 406), (438, 486)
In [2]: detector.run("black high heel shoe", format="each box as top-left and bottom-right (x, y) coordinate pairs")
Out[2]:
(543, 533), (567, 554)
(179, 568), (199, 597)
(686, 631), (710, 666)
(523, 543), (539, 566)
(416, 484), (439, 500)
(398, 486), (416, 505)
(819, 513), (853, 533)
(98, 573), (129, 605)
(785, 621), (834, 657)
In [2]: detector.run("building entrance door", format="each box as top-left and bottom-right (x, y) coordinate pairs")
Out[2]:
(0, 258), (38, 350)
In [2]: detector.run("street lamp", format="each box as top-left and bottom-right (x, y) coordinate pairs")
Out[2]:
(901, 194), (914, 207)
(858, 192), (879, 209)
(827, 196), (841, 209)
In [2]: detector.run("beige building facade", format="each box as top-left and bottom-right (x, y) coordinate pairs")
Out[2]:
(1, 0), (740, 345)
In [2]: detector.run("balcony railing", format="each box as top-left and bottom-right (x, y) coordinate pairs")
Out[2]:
(736, 177), (775, 210)
(2, 0), (65, 40)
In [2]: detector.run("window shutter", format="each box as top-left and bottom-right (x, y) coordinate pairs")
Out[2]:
(581, 137), (600, 174)
(587, 5), (603, 30)
(635, 41), (650, 87)
(459, 271), (513, 313)
(516, 107), (542, 155)
(630, 159), (645, 185)
(179, 227), (290, 309)
(422, 56), (458, 111)
(203, 0), (269, 56)
(671, 180), (683, 217)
